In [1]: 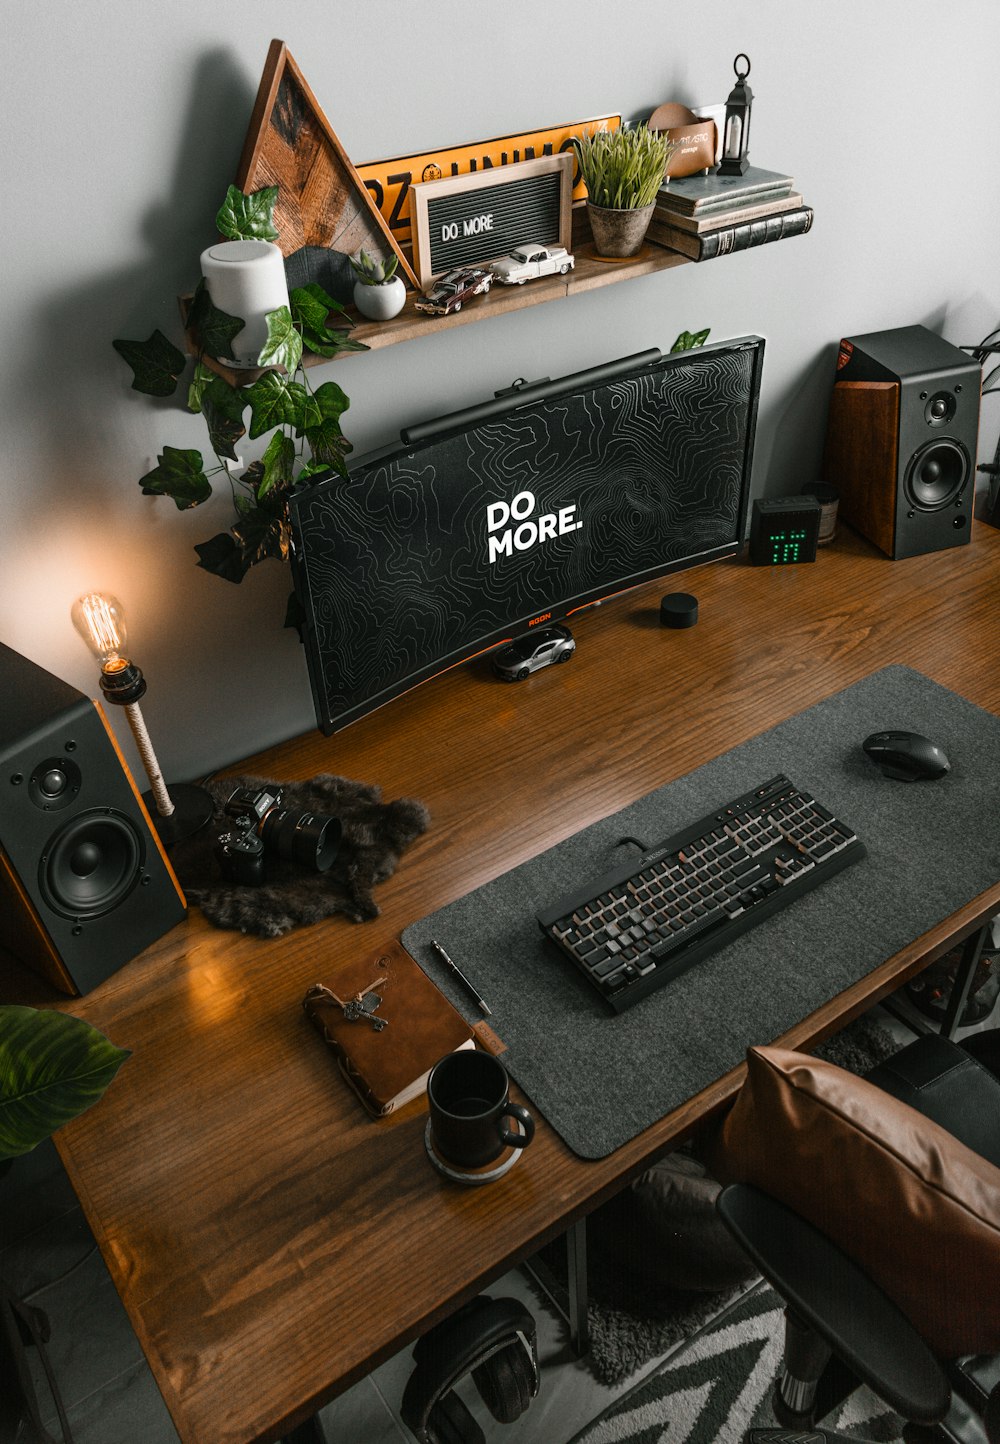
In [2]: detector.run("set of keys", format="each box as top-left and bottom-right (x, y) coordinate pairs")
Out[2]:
(305, 977), (389, 1031)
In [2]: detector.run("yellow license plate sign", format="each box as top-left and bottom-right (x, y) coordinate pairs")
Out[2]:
(357, 116), (621, 249)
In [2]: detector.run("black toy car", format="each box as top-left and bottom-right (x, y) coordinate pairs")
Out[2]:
(491, 624), (576, 681)
(415, 267), (493, 316)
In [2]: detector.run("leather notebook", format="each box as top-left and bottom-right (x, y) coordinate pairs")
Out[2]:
(302, 939), (475, 1117)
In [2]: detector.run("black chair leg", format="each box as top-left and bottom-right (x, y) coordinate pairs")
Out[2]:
(774, 1308), (832, 1422)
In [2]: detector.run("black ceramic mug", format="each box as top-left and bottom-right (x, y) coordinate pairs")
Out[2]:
(427, 1050), (534, 1169)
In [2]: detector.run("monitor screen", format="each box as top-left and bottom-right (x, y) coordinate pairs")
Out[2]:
(289, 335), (765, 734)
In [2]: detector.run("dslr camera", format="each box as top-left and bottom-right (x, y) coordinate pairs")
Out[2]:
(215, 785), (341, 886)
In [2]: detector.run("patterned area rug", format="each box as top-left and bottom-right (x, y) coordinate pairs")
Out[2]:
(570, 1281), (905, 1443)
(530, 1015), (901, 1388)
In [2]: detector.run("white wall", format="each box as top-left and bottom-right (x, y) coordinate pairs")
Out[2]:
(3, 1), (998, 780)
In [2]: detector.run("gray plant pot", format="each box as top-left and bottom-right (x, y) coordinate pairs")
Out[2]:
(586, 201), (656, 258)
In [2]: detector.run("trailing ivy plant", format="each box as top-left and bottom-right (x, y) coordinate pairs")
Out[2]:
(113, 185), (369, 585)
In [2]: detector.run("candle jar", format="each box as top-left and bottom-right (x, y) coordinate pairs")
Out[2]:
(199, 240), (290, 368)
(803, 482), (840, 545)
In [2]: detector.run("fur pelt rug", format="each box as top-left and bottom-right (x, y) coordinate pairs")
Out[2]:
(168, 774), (430, 937)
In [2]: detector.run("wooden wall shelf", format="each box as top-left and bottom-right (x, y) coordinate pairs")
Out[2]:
(187, 211), (690, 386)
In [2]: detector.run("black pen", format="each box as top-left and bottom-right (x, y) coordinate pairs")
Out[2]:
(429, 938), (493, 1017)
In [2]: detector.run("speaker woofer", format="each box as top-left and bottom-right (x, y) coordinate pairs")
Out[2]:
(904, 439), (969, 511)
(40, 810), (144, 919)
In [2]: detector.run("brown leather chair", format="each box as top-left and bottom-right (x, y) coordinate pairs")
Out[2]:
(714, 1028), (1000, 1443)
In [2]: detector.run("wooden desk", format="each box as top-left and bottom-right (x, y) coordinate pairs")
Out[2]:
(7, 524), (1000, 1444)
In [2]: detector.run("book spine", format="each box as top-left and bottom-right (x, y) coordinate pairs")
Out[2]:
(654, 193), (803, 234)
(303, 1001), (392, 1117)
(649, 207), (814, 262)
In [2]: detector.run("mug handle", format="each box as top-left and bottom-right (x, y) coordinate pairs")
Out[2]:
(498, 1102), (534, 1150)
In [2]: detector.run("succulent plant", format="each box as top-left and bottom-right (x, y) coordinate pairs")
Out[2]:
(350, 248), (400, 287)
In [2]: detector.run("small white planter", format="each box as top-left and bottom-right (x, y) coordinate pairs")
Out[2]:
(353, 276), (406, 321)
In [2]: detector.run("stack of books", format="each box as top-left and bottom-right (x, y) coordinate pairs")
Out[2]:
(647, 166), (813, 263)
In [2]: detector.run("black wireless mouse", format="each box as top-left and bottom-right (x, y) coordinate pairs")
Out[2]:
(862, 730), (951, 782)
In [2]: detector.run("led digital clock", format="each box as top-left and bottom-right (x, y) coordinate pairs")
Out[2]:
(748, 495), (822, 565)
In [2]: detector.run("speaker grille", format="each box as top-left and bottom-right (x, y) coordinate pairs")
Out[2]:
(40, 810), (144, 919)
(904, 439), (970, 511)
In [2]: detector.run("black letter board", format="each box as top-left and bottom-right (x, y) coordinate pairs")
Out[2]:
(409, 153), (573, 287)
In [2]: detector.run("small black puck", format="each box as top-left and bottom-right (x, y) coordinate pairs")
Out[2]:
(660, 592), (698, 628)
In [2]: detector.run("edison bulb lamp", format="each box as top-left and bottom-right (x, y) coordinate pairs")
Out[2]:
(72, 591), (212, 843)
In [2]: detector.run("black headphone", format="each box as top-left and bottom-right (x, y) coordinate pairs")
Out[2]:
(400, 1295), (539, 1444)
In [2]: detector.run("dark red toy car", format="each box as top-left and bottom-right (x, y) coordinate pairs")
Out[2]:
(415, 267), (493, 316)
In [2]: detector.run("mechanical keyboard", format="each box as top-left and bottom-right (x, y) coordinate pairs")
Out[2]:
(536, 774), (866, 1012)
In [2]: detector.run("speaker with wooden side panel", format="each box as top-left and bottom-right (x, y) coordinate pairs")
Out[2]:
(0, 642), (186, 995)
(822, 324), (981, 559)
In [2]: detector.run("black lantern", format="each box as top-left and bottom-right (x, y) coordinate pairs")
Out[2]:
(717, 54), (753, 176)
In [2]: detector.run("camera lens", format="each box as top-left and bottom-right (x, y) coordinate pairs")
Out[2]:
(261, 808), (341, 873)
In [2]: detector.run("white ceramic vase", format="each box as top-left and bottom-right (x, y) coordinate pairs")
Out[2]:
(353, 276), (406, 321)
(199, 239), (289, 368)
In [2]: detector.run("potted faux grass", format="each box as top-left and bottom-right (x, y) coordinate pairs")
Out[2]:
(0, 1006), (130, 1169)
(574, 124), (678, 258)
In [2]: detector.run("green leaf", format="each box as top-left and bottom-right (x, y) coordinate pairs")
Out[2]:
(291, 281), (369, 360)
(286, 383), (322, 433)
(112, 330), (186, 397)
(670, 327), (711, 353)
(304, 381), (352, 473)
(194, 532), (253, 583)
(233, 506), (292, 566)
(187, 361), (216, 413)
(215, 184), (280, 242)
(292, 281), (348, 317)
(258, 430), (295, 499)
(139, 446), (212, 509)
(290, 285), (344, 334)
(239, 459), (265, 492)
(312, 380), (350, 423)
(246, 374), (320, 439)
(0, 1006), (130, 1159)
(201, 376), (247, 461)
(246, 373), (291, 438)
(188, 279), (244, 360)
(258, 305), (302, 375)
(301, 327), (370, 359)
(296, 458), (336, 484)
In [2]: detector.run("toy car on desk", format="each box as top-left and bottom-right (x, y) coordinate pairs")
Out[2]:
(414, 267), (493, 316)
(492, 624), (576, 681)
(491, 244), (575, 285)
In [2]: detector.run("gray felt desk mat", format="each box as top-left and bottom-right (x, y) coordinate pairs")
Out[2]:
(403, 666), (1000, 1159)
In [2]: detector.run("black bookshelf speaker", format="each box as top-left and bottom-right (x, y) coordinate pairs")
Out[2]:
(822, 324), (981, 560)
(0, 642), (186, 995)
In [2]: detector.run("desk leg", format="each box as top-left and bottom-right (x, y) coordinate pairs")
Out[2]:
(521, 1217), (590, 1357)
(566, 1217), (590, 1356)
(940, 925), (989, 1039)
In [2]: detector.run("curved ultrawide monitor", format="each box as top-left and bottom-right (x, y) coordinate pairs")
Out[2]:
(290, 335), (764, 734)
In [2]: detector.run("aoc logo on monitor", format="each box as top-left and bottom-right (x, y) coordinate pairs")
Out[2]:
(486, 490), (583, 565)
